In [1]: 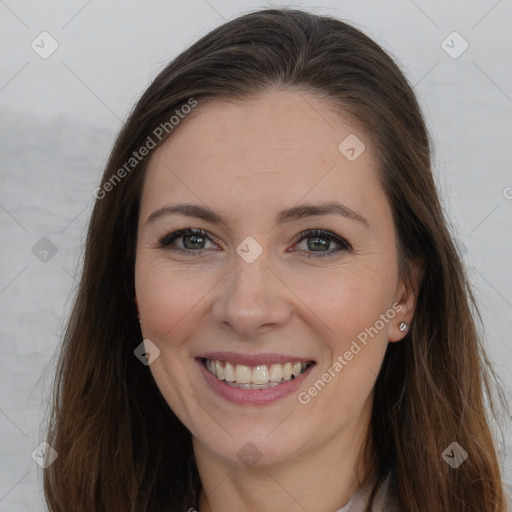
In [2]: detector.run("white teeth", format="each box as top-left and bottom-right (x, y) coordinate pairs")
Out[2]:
(205, 358), (311, 386)
(282, 362), (292, 380)
(235, 364), (252, 384)
(224, 361), (236, 382)
(252, 365), (270, 385)
(292, 362), (302, 377)
(269, 364), (283, 382)
(215, 360), (224, 380)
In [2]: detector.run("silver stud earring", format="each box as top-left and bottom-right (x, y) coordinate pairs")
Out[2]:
(399, 321), (408, 332)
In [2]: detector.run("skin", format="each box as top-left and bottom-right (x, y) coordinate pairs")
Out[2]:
(134, 89), (419, 512)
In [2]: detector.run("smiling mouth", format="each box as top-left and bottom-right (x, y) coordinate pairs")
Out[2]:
(201, 357), (315, 390)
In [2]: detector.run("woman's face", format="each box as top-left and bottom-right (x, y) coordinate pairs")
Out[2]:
(134, 89), (413, 468)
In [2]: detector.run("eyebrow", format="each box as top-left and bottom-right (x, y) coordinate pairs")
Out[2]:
(146, 201), (369, 228)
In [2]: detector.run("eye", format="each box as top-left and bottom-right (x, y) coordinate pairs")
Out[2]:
(291, 228), (351, 258)
(159, 227), (218, 255)
(158, 226), (351, 258)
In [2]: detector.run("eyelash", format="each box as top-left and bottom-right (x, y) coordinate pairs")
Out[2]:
(159, 226), (352, 259)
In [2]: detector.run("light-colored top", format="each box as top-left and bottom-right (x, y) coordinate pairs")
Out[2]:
(335, 471), (402, 511)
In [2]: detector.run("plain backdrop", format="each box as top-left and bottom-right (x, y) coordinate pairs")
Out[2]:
(1, 0), (511, 509)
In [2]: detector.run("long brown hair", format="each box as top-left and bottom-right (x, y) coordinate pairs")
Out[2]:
(43, 8), (509, 511)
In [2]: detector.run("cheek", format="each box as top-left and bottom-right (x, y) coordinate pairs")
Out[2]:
(306, 263), (398, 407)
(134, 257), (214, 347)
(301, 261), (397, 344)
(305, 272), (395, 408)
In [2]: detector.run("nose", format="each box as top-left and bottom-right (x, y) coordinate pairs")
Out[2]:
(211, 249), (293, 338)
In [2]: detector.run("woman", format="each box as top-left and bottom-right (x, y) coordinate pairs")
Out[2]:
(43, 8), (509, 511)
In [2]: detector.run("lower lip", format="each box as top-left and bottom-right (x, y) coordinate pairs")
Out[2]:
(195, 358), (315, 406)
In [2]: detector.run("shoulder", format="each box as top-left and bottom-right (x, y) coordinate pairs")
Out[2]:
(372, 470), (403, 511)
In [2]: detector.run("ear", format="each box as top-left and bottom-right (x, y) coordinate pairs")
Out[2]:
(388, 258), (423, 342)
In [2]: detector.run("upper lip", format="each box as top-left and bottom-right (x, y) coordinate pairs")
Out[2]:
(196, 352), (316, 367)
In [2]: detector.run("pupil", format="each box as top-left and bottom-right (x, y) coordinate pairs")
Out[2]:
(184, 234), (204, 249)
(308, 237), (328, 251)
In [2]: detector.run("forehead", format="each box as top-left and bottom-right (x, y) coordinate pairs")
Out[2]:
(140, 89), (388, 230)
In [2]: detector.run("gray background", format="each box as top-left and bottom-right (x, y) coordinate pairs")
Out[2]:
(1, 0), (511, 509)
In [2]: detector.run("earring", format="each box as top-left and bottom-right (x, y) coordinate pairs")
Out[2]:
(399, 321), (408, 332)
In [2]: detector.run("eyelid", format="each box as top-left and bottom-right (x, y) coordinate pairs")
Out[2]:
(292, 226), (350, 245)
(291, 227), (352, 255)
(159, 227), (217, 248)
